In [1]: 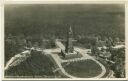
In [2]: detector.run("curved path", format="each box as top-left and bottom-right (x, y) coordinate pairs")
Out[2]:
(43, 47), (106, 78)
(74, 47), (106, 78)
(5, 45), (106, 78)
(5, 50), (30, 70)
(50, 54), (77, 78)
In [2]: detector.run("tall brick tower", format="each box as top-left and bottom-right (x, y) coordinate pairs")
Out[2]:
(65, 26), (74, 53)
(61, 26), (81, 59)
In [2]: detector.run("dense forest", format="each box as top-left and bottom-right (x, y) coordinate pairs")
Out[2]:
(5, 4), (125, 40)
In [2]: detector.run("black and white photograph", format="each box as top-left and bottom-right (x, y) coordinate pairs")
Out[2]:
(4, 4), (125, 78)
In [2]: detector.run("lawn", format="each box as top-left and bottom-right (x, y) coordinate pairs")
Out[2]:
(5, 50), (67, 78)
(62, 59), (102, 78)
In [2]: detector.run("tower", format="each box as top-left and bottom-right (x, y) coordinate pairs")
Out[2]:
(61, 26), (81, 59)
(65, 26), (74, 53)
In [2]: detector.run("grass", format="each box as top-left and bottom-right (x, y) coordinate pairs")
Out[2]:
(62, 59), (102, 78)
(5, 50), (67, 78)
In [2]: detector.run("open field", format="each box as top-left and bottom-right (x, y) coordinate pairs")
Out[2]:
(62, 59), (102, 78)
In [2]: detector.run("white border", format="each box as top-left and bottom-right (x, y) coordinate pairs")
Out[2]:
(1, 0), (128, 80)
(1, 0), (4, 81)
(125, 2), (128, 80)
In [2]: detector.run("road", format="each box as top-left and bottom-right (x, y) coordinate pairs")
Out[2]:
(5, 40), (107, 78)
(44, 47), (106, 78)
(74, 47), (106, 78)
(43, 40), (107, 78)
(50, 54), (77, 78)
(5, 50), (30, 70)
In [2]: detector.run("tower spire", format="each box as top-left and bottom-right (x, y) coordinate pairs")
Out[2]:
(69, 26), (72, 34)
(61, 25), (80, 59)
(65, 26), (74, 53)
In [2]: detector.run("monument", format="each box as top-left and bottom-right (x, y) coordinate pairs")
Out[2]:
(61, 26), (81, 59)
(65, 26), (74, 53)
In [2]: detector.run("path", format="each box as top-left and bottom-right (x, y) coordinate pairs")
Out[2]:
(74, 47), (106, 78)
(50, 54), (77, 78)
(44, 47), (106, 78)
(43, 40), (107, 78)
(5, 39), (107, 78)
(5, 50), (30, 70)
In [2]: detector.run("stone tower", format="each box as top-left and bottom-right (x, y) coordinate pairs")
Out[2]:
(61, 26), (81, 59)
(65, 26), (74, 53)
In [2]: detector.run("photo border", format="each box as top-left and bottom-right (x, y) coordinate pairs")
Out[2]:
(0, 0), (128, 80)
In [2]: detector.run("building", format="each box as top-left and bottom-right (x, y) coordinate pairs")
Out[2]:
(61, 26), (81, 59)
(65, 26), (74, 53)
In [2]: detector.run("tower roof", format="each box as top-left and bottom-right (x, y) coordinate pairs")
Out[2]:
(69, 26), (73, 34)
